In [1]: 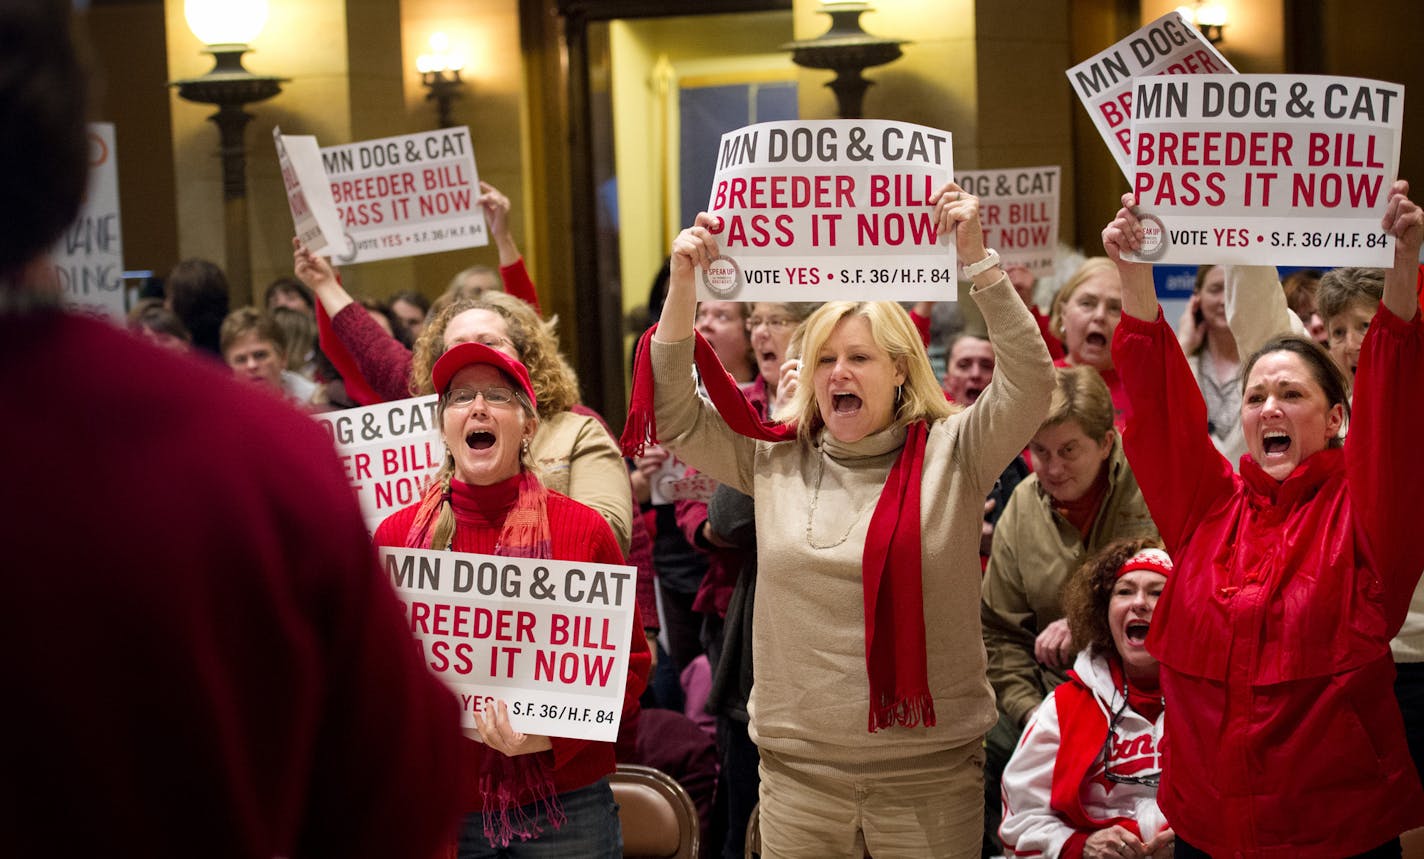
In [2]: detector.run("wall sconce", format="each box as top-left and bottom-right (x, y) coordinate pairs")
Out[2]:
(170, 0), (286, 308)
(1177, 1), (1227, 45)
(785, 1), (907, 120)
(417, 32), (466, 129)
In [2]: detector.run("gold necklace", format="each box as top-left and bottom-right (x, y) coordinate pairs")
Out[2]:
(804, 446), (867, 550)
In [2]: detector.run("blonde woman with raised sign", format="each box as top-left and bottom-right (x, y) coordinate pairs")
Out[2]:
(621, 184), (1055, 857)
(374, 341), (650, 858)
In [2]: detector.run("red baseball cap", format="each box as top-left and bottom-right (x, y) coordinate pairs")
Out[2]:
(432, 341), (537, 412)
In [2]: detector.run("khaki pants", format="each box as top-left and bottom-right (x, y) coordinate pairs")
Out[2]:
(758, 741), (985, 859)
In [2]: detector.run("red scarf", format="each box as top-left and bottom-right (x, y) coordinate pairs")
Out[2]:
(406, 472), (566, 849)
(622, 325), (936, 731)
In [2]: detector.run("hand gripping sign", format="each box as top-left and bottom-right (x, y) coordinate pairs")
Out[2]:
(1124, 74), (1403, 266)
(1066, 10), (1235, 183)
(382, 547), (637, 742)
(702, 119), (956, 301)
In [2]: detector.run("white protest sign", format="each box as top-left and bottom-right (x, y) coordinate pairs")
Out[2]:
(703, 119), (955, 301)
(382, 547), (636, 741)
(274, 127), (344, 254)
(954, 166), (1061, 278)
(1126, 74), (1403, 266)
(52, 123), (124, 319)
(1066, 11), (1234, 182)
(318, 127), (488, 264)
(315, 396), (443, 532)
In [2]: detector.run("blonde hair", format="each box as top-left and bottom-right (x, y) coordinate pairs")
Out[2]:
(1040, 365), (1115, 442)
(427, 390), (539, 549)
(429, 265), (503, 319)
(409, 292), (580, 418)
(775, 301), (954, 441)
(1049, 257), (1118, 341)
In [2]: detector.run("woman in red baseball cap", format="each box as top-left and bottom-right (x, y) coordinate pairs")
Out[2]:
(374, 341), (650, 858)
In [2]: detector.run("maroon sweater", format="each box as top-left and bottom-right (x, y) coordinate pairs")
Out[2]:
(0, 311), (463, 858)
(375, 475), (652, 807)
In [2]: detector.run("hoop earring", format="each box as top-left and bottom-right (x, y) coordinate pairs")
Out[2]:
(895, 384), (903, 402)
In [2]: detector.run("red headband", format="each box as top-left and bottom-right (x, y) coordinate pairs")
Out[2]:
(1116, 547), (1172, 580)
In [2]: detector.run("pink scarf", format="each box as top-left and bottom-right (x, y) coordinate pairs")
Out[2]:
(622, 325), (936, 731)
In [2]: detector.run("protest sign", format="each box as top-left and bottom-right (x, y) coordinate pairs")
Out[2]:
(317, 127), (488, 264)
(315, 396), (443, 532)
(382, 547), (637, 741)
(954, 166), (1060, 278)
(1067, 10), (1234, 182)
(274, 127), (344, 255)
(702, 119), (955, 301)
(52, 123), (124, 319)
(1125, 74), (1403, 266)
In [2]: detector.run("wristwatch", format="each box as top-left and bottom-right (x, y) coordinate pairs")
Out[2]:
(960, 248), (1002, 278)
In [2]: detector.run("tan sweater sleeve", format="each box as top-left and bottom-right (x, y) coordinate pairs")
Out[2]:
(950, 273), (1057, 492)
(564, 415), (634, 556)
(649, 336), (757, 495)
(981, 489), (1049, 727)
(1225, 264), (1305, 359)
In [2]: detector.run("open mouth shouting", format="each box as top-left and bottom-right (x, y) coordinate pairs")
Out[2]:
(466, 429), (496, 451)
(1124, 619), (1151, 647)
(832, 392), (863, 415)
(1261, 430), (1291, 458)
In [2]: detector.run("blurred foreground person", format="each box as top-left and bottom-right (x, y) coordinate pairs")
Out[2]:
(0, 3), (464, 855)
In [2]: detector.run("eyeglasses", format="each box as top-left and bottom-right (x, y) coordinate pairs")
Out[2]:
(745, 316), (796, 333)
(445, 386), (517, 409)
(1099, 686), (1161, 787)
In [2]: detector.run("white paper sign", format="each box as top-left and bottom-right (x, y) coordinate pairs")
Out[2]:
(1125, 74), (1403, 266)
(318, 127), (488, 264)
(53, 123), (124, 319)
(954, 166), (1061, 278)
(274, 127), (345, 254)
(1066, 11), (1235, 182)
(315, 395), (444, 532)
(382, 547), (637, 741)
(702, 119), (956, 301)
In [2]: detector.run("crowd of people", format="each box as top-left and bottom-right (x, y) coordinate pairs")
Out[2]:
(8, 1), (1424, 857)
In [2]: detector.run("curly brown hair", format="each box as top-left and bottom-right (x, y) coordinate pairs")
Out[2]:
(408, 292), (580, 419)
(1060, 537), (1165, 657)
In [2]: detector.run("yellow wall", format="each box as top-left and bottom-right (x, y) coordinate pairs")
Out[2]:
(609, 12), (796, 332)
(164, 0), (531, 307)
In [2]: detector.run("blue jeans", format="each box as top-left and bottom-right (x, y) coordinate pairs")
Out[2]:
(457, 778), (622, 859)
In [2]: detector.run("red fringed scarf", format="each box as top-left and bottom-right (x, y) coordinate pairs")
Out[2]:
(622, 325), (937, 732)
(406, 472), (566, 848)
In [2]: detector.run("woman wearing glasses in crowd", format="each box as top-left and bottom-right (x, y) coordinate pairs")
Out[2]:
(627, 184), (1055, 857)
(1101, 182), (1424, 858)
(375, 342), (650, 857)
(998, 540), (1174, 859)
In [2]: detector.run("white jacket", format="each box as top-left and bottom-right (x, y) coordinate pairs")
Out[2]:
(999, 649), (1167, 858)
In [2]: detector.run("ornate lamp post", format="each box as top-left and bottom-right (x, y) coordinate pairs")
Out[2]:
(785, 1), (907, 120)
(417, 32), (467, 129)
(170, 0), (285, 308)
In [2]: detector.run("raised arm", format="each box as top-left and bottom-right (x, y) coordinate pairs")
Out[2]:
(1350, 180), (1424, 624)
(1225, 265), (1304, 359)
(478, 182), (543, 313)
(648, 215), (758, 493)
(1103, 197), (1234, 552)
(934, 182), (1055, 491)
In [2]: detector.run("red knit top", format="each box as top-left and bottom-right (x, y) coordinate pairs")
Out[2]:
(374, 474), (651, 807)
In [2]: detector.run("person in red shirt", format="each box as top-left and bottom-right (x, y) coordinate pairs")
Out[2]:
(1101, 183), (1424, 859)
(375, 341), (650, 856)
(1049, 258), (1130, 429)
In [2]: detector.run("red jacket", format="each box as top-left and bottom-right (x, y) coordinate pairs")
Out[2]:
(1112, 306), (1424, 858)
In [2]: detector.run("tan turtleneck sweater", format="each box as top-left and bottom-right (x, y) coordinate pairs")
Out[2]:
(650, 274), (1054, 768)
